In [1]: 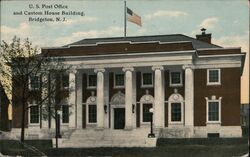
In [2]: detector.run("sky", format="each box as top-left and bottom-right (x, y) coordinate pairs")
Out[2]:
(0, 0), (249, 103)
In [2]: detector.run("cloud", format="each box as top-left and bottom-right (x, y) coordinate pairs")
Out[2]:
(213, 33), (248, 52)
(145, 10), (188, 20)
(199, 17), (219, 29)
(54, 26), (123, 46)
(1, 22), (31, 42)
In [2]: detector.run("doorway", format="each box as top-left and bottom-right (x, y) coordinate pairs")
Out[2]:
(114, 108), (125, 129)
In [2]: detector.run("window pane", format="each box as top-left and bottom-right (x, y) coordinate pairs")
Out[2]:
(62, 74), (69, 88)
(89, 105), (97, 123)
(209, 70), (219, 83)
(143, 103), (152, 122)
(171, 103), (181, 121)
(115, 74), (124, 86)
(30, 76), (39, 89)
(171, 72), (181, 84)
(62, 105), (69, 123)
(143, 73), (152, 85)
(89, 75), (97, 87)
(208, 102), (219, 121)
(30, 106), (39, 123)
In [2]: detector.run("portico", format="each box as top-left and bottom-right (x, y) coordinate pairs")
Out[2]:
(66, 63), (194, 131)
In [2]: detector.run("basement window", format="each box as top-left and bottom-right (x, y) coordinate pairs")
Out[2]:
(207, 133), (220, 138)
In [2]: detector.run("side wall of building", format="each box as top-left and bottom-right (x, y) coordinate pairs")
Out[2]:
(194, 67), (241, 126)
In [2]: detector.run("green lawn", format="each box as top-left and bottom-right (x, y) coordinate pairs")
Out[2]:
(0, 139), (248, 157)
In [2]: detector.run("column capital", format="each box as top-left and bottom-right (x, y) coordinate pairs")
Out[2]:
(182, 64), (195, 70)
(70, 69), (77, 74)
(152, 65), (164, 71)
(122, 67), (134, 72)
(94, 68), (105, 73)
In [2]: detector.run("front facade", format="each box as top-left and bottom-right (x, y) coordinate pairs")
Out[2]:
(10, 30), (246, 146)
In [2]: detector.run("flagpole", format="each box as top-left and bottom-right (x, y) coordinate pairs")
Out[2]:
(124, 0), (127, 39)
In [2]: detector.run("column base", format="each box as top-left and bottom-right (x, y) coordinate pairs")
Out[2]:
(124, 126), (133, 131)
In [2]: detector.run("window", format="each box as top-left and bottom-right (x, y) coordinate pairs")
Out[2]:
(142, 73), (153, 87)
(62, 105), (69, 123)
(207, 69), (221, 85)
(30, 105), (39, 124)
(171, 103), (181, 122)
(88, 75), (97, 88)
(30, 76), (40, 90)
(206, 96), (221, 123)
(208, 101), (219, 121)
(62, 73), (69, 89)
(114, 74), (124, 87)
(142, 103), (152, 122)
(88, 105), (97, 123)
(170, 71), (182, 86)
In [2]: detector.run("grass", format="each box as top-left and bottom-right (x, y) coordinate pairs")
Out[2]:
(0, 138), (248, 157)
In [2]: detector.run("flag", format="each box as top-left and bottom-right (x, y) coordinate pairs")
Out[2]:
(126, 7), (142, 27)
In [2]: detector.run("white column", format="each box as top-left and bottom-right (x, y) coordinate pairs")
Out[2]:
(76, 71), (83, 129)
(69, 70), (77, 128)
(183, 65), (194, 126)
(152, 65), (164, 128)
(94, 68), (105, 129)
(123, 67), (134, 130)
(41, 72), (49, 128)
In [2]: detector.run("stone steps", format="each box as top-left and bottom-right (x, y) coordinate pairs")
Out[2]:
(56, 128), (156, 148)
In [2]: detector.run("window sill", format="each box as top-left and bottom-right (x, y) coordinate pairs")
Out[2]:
(29, 88), (40, 91)
(141, 85), (154, 88)
(169, 84), (183, 87)
(169, 121), (183, 124)
(87, 123), (97, 125)
(87, 86), (96, 90)
(206, 121), (221, 125)
(114, 86), (125, 89)
(207, 82), (221, 86)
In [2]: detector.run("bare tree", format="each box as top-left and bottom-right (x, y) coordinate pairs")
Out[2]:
(0, 36), (71, 143)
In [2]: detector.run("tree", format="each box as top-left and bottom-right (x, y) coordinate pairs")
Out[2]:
(0, 36), (71, 143)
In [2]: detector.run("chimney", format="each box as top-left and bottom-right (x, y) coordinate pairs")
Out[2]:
(196, 28), (212, 44)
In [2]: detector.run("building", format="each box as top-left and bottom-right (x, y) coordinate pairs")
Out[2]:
(0, 83), (10, 131)
(10, 29), (246, 147)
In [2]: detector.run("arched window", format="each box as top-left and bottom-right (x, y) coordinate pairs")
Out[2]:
(168, 89), (184, 124)
(86, 91), (97, 124)
(140, 90), (154, 124)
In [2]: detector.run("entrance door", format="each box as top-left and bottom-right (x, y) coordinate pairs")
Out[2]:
(114, 108), (125, 129)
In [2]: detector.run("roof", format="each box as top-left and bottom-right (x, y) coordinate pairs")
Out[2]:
(64, 34), (221, 49)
